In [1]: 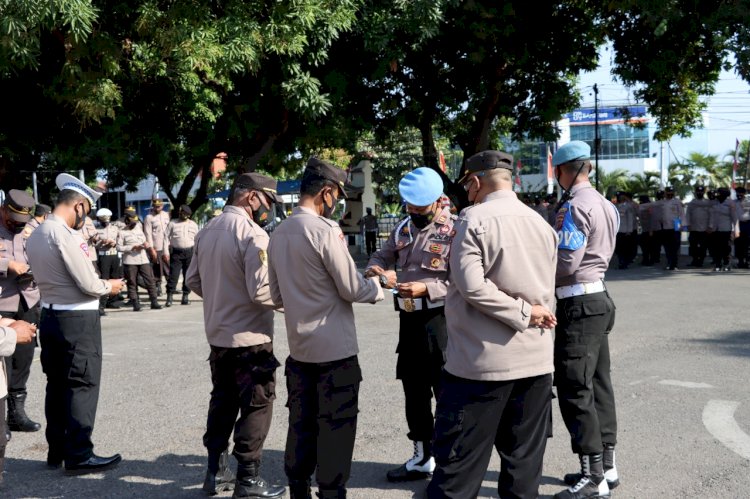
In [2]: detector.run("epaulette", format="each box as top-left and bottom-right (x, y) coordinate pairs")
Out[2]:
(318, 216), (340, 228)
(22, 226), (33, 239)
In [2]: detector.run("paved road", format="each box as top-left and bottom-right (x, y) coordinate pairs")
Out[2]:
(4, 260), (750, 498)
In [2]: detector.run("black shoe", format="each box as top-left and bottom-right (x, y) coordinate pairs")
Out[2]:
(151, 302), (163, 310)
(7, 393), (42, 432)
(181, 294), (190, 305)
(133, 301), (142, 312)
(233, 462), (286, 498)
(64, 454), (122, 475)
(99, 309), (107, 316)
(203, 460), (236, 495)
(47, 454), (63, 469)
(554, 476), (610, 498)
(165, 293), (173, 307)
(386, 463), (432, 482)
(106, 301), (122, 309)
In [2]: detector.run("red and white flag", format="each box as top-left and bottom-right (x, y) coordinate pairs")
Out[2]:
(547, 146), (554, 194)
(514, 160), (523, 192)
(733, 138), (739, 192)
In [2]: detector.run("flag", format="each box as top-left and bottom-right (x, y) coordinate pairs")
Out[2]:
(547, 146), (554, 194)
(438, 151), (448, 173)
(733, 138), (739, 192)
(514, 160), (523, 192)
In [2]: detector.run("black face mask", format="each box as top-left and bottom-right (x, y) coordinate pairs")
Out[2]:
(252, 205), (273, 227)
(321, 191), (337, 219)
(695, 192), (704, 199)
(179, 213), (189, 221)
(73, 203), (87, 230)
(410, 211), (434, 230)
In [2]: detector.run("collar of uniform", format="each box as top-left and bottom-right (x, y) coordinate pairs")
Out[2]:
(481, 190), (518, 203)
(223, 205), (253, 220)
(569, 181), (593, 196)
(47, 213), (77, 234)
(294, 205), (319, 217)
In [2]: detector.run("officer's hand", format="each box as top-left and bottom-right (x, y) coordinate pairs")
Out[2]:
(530, 305), (557, 329)
(364, 265), (385, 278)
(8, 320), (36, 344)
(397, 281), (427, 298)
(8, 260), (30, 276)
(162, 253), (170, 264)
(108, 278), (125, 296)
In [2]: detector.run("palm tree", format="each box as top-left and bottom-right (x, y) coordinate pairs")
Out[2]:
(625, 172), (660, 197)
(594, 167), (630, 198)
(681, 151), (731, 189)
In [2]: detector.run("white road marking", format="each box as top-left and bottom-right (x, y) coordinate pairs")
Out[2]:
(658, 380), (714, 389)
(120, 476), (174, 485)
(703, 400), (750, 460)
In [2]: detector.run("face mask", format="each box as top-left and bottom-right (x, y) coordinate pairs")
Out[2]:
(410, 211), (434, 230)
(252, 205), (272, 227)
(73, 203), (86, 230)
(321, 191), (337, 219)
(179, 213), (189, 221)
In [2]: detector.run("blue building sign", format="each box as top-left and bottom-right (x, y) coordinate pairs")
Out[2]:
(567, 106), (648, 126)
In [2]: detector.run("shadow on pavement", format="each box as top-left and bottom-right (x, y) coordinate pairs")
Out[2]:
(688, 329), (750, 358)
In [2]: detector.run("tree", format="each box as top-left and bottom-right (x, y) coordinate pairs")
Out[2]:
(594, 167), (629, 198)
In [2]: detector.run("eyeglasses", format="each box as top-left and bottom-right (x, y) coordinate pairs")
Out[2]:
(461, 171), (486, 191)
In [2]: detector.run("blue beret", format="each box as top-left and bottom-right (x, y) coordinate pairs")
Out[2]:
(552, 141), (591, 167)
(399, 167), (443, 206)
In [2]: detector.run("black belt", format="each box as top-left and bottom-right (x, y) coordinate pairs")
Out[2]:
(171, 247), (194, 252)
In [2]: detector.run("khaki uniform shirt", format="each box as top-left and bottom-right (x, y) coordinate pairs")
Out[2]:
(0, 224), (41, 311)
(117, 225), (150, 265)
(95, 224), (120, 256)
(555, 182), (619, 287)
(367, 207), (455, 302)
(638, 202), (656, 232)
(78, 216), (99, 261)
(616, 200), (638, 233)
(359, 214), (378, 232)
(736, 198), (750, 223)
(709, 199), (738, 232)
(685, 199), (713, 232)
(143, 210), (170, 251)
(164, 219), (199, 255)
(268, 206), (384, 363)
(446, 190), (557, 381)
(186, 206), (275, 348)
(655, 198), (685, 230)
(0, 322), (17, 399)
(26, 214), (111, 304)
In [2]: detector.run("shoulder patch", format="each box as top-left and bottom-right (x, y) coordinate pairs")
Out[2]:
(80, 242), (90, 258)
(557, 203), (586, 251)
(259, 249), (268, 266)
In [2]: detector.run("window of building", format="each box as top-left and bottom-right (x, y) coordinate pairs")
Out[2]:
(570, 124), (650, 160)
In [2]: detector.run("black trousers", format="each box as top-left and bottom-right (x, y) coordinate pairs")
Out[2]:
(615, 232), (637, 267)
(397, 307), (447, 444)
(204, 343), (279, 465)
(658, 229), (681, 267)
(152, 250), (169, 284)
(637, 232), (654, 265)
(284, 355), (361, 494)
(39, 308), (102, 463)
(97, 254), (121, 280)
(166, 247), (193, 294)
(709, 231), (732, 267)
(688, 231), (709, 265)
(426, 372), (553, 499)
(364, 231), (377, 255)
(1, 300), (40, 395)
(554, 291), (617, 455)
(124, 263), (158, 301)
(734, 222), (750, 265)
(0, 396), (6, 459)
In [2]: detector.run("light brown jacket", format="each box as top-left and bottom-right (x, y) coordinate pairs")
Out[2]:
(143, 210), (170, 251)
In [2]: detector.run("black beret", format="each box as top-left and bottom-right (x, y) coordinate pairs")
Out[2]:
(5, 189), (35, 223)
(458, 150), (514, 184)
(179, 204), (192, 216)
(233, 172), (283, 203)
(303, 157), (350, 198)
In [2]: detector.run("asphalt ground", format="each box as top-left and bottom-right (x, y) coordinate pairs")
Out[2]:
(4, 254), (750, 498)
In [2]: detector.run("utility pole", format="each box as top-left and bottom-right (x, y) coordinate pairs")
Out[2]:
(594, 83), (600, 191)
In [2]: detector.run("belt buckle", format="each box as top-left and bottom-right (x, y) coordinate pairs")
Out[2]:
(403, 298), (415, 312)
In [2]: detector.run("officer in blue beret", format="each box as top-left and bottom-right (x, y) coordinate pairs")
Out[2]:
(551, 141), (621, 499)
(365, 166), (456, 482)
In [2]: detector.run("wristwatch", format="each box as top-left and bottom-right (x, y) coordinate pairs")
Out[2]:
(379, 274), (389, 287)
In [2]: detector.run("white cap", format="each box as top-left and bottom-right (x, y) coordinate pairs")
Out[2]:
(55, 173), (102, 205)
(96, 208), (112, 217)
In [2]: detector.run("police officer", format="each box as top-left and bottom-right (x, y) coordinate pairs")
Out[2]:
(117, 211), (162, 311)
(357, 207), (378, 256)
(26, 173), (125, 474)
(268, 157), (384, 499)
(636, 194), (654, 265)
(186, 173), (286, 498)
(0, 190), (42, 433)
(164, 205), (199, 307)
(143, 199), (170, 295)
(364, 167), (454, 482)
(27, 203), (51, 231)
(0, 317), (37, 484)
(685, 185), (712, 267)
(426, 150), (558, 498)
(94, 208), (121, 314)
(615, 191), (638, 269)
(733, 187), (750, 268)
(657, 186), (684, 270)
(708, 187), (737, 272)
(551, 142), (619, 499)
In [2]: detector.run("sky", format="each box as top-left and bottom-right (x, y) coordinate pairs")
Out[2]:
(577, 45), (750, 161)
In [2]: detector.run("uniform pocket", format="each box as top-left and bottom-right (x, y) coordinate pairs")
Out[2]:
(554, 344), (588, 388)
(432, 407), (465, 464)
(67, 350), (102, 387)
(321, 364), (362, 420)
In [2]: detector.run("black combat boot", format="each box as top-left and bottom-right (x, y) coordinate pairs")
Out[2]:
(555, 453), (610, 498)
(316, 488), (345, 499)
(564, 445), (619, 489)
(233, 462), (286, 498)
(133, 297), (142, 312)
(181, 293), (190, 305)
(7, 392), (41, 432)
(203, 450), (235, 496)
(288, 479), (312, 499)
(150, 298), (163, 310)
(165, 293), (174, 307)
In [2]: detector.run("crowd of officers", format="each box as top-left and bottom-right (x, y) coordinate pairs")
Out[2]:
(524, 184), (750, 272)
